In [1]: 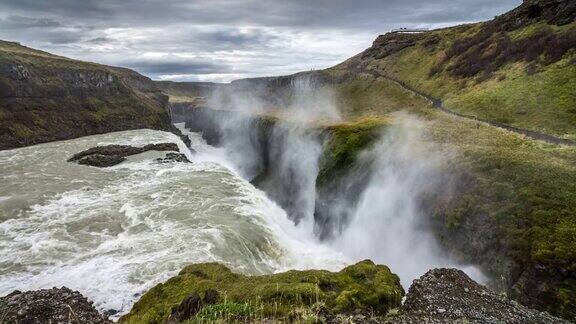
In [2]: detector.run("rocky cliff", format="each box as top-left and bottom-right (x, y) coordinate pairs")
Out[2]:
(0, 40), (180, 150)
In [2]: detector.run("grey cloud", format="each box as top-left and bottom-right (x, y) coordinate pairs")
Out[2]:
(0, 0), (521, 29)
(123, 57), (232, 75)
(195, 29), (279, 49)
(0, 0), (522, 82)
(0, 15), (62, 29)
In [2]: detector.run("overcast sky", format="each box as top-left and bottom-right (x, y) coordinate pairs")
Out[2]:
(0, 0), (520, 82)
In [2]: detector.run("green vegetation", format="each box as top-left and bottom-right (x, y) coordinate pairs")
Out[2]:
(327, 72), (430, 117)
(0, 40), (171, 150)
(317, 116), (389, 186)
(344, 21), (576, 139)
(121, 260), (403, 323)
(424, 109), (576, 319)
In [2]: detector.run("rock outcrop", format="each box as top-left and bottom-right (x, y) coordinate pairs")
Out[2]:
(0, 40), (178, 150)
(68, 143), (180, 167)
(396, 268), (567, 323)
(0, 287), (111, 324)
(156, 152), (191, 163)
(495, 0), (576, 29)
(360, 33), (423, 61)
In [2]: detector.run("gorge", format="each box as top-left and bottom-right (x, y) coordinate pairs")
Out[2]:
(1, 0), (575, 323)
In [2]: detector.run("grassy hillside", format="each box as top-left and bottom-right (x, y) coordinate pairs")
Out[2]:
(0, 40), (173, 150)
(334, 0), (576, 140)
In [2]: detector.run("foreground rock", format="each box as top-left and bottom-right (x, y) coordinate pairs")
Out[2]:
(395, 268), (567, 323)
(0, 287), (111, 324)
(120, 260), (404, 323)
(68, 143), (180, 167)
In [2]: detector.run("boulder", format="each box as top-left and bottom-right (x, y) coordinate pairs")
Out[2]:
(155, 152), (191, 163)
(77, 154), (126, 167)
(396, 268), (568, 323)
(0, 287), (111, 324)
(68, 143), (181, 167)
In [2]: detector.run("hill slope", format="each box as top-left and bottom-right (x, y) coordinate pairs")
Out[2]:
(334, 0), (576, 139)
(0, 40), (176, 150)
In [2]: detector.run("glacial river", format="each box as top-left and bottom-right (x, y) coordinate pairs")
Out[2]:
(0, 127), (346, 318)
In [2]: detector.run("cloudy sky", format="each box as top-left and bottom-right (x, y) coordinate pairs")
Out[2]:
(0, 0), (520, 82)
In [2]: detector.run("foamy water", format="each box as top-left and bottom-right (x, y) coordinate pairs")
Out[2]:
(0, 128), (347, 319)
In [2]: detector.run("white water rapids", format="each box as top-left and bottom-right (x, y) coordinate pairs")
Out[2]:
(0, 128), (347, 319)
(0, 123), (485, 320)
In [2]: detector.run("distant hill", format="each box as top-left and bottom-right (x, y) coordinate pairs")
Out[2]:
(0, 40), (175, 150)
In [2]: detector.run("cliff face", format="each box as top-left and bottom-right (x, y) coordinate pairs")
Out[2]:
(0, 40), (174, 150)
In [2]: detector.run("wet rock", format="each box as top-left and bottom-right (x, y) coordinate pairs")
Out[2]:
(168, 289), (219, 322)
(155, 152), (191, 163)
(0, 287), (111, 324)
(395, 268), (568, 323)
(68, 142), (180, 167)
(77, 154), (126, 167)
(170, 293), (201, 322)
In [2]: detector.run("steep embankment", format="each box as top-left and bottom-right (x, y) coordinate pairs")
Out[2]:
(335, 0), (576, 140)
(0, 40), (178, 150)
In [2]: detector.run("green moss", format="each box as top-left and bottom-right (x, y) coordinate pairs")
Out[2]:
(445, 56), (576, 138)
(9, 124), (34, 138)
(329, 73), (430, 118)
(317, 116), (389, 186)
(120, 260), (404, 323)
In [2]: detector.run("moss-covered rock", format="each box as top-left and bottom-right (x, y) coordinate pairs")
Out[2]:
(120, 260), (404, 323)
(317, 116), (389, 187)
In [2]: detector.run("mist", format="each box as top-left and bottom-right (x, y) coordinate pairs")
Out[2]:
(330, 114), (485, 287)
(186, 75), (485, 288)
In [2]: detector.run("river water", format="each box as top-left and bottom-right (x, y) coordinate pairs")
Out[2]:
(0, 128), (346, 318)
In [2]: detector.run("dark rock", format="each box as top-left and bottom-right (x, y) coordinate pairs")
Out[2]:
(395, 268), (568, 323)
(169, 293), (201, 322)
(203, 289), (219, 305)
(103, 309), (119, 317)
(361, 32), (423, 60)
(0, 287), (111, 324)
(510, 265), (575, 319)
(155, 153), (191, 163)
(495, 0), (576, 29)
(77, 154), (126, 167)
(142, 142), (179, 152)
(167, 289), (219, 322)
(69, 142), (180, 167)
(68, 145), (144, 162)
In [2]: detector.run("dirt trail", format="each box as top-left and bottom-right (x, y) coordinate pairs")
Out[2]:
(359, 68), (576, 147)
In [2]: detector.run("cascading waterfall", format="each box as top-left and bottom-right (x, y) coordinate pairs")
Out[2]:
(331, 115), (486, 287)
(0, 74), (485, 321)
(196, 75), (486, 288)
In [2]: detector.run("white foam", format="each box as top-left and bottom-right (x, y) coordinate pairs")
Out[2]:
(0, 128), (348, 321)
